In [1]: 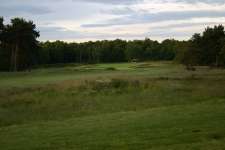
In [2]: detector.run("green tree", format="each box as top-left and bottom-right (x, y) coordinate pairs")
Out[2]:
(0, 17), (3, 34)
(200, 25), (225, 66)
(0, 17), (11, 70)
(4, 18), (39, 71)
(218, 44), (225, 67)
(160, 39), (178, 60)
(125, 40), (144, 61)
(178, 25), (225, 68)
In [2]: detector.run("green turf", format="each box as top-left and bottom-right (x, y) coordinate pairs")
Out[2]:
(0, 62), (225, 150)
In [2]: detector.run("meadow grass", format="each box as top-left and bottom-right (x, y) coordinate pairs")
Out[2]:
(0, 61), (225, 150)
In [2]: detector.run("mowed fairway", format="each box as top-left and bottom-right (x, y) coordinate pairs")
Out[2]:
(0, 62), (225, 150)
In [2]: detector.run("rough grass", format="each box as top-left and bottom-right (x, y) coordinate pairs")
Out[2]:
(0, 61), (225, 150)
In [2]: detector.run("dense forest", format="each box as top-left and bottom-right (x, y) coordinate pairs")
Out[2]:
(0, 17), (225, 71)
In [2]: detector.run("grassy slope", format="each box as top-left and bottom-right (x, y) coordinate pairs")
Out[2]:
(0, 62), (225, 150)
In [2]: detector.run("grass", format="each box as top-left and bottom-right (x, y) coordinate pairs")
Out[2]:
(0, 61), (225, 150)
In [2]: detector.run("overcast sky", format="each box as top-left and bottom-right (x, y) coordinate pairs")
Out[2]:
(1, 0), (225, 42)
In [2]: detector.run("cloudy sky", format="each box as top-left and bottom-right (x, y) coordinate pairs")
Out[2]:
(1, 0), (225, 42)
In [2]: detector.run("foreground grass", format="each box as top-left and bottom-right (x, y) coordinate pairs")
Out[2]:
(1, 101), (225, 150)
(0, 62), (225, 149)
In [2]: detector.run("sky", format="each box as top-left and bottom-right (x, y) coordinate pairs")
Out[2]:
(1, 0), (225, 42)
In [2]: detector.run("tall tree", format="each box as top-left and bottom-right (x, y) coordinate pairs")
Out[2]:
(180, 25), (225, 68)
(4, 18), (39, 71)
(0, 17), (11, 70)
(0, 17), (4, 44)
(201, 25), (225, 66)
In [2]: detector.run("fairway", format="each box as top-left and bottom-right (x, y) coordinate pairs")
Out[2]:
(0, 62), (225, 150)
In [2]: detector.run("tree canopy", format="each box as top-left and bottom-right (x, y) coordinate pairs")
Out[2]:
(183, 25), (225, 67)
(0, 17), (39, 71)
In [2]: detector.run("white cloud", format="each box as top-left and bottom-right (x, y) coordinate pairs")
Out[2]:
(1, 0), (225, 42)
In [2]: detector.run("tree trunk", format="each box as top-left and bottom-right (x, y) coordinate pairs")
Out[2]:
(79, 50), (82, 63)
(216, 55), (219, 67)
(14, 43), (19, 72)
(10, 46), (15, 71)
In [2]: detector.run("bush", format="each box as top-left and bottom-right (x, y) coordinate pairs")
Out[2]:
(105, 67), (117, 71)
(81, 79), (143, 92)
(110, 79), (129, 88)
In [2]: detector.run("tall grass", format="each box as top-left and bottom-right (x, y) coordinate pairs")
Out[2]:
(0, 62), (225, 150)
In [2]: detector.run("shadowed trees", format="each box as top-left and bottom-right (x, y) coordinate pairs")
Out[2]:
(0, 17), (11, 70)
(0, 17), (3, 32)
(218, 44), (225, 67)
(38, 39), (178, 65)
(182, 25), (225, 68)
(0, 17), (39, 71)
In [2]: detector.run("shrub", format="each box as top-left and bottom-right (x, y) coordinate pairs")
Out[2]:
(105, 67), (117, 71)
(110, 79), (129, 88)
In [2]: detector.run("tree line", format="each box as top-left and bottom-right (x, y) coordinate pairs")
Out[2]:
(0, 17), (225, 71)
(37, 39), (181, 65)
